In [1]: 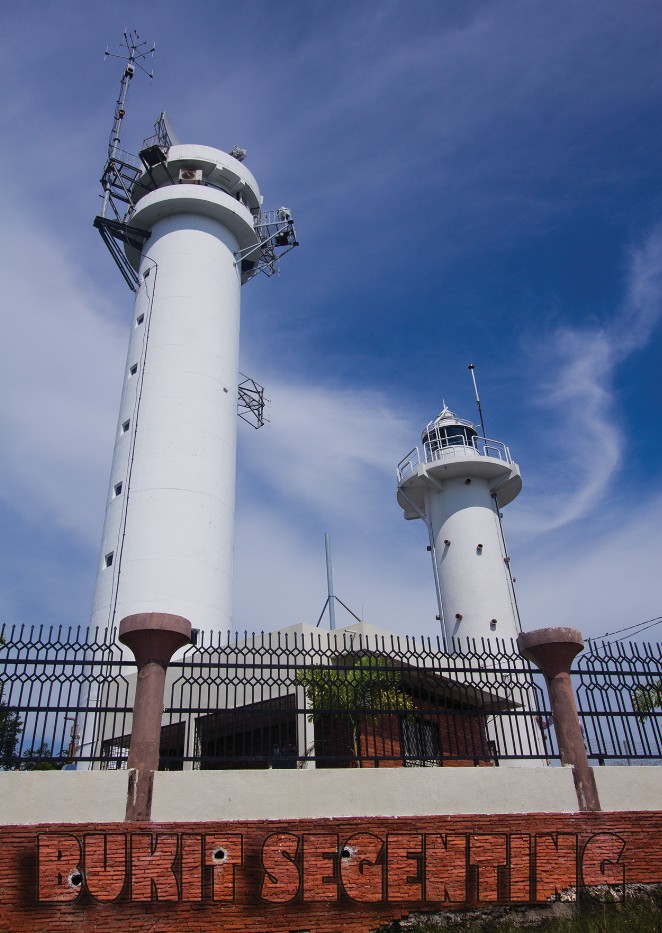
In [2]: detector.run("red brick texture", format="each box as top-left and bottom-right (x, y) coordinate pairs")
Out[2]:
(316, 703), (492, 768)
(2, 811), (661, 932)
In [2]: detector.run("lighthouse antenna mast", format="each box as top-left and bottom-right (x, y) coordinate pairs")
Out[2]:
(95, 31), (156, 290)
(468, 363), (487, 439)
(101, 30), (155, 218)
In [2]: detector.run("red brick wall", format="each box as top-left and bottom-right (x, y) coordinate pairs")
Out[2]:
(317, 701), (492, 768)
(2, 811), (661, 932)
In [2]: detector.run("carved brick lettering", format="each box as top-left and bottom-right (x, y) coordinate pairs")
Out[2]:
(260, 832), (300, 903)
(206, 833), (243, 901)
(535, 833), (577, 901)
(470, 834), (508, 902)
(130, 833), (179, 902)
(302, 834), (339, 902)
(581, 833), (626, 888)
(84, 833), (126, 902)
(37, 833), (82, 903)
(340, 832), (384, 903)
(424, 834), (467, 903)
(387, 834), (423, 902)
(508, 834), (531, 902)
(181, 833), (203, 902)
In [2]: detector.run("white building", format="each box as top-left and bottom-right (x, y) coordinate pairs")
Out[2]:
(91, 140), (295, 639)
(397, 405), (522, 647)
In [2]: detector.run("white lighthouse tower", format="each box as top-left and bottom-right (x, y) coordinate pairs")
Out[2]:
(90, 34), (297, 637)
(396, 405), (522, 648)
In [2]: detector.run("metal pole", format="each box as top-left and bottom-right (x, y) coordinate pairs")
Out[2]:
(101, 30), (154, 218)
(468, 363), (487, 439)
(324, 532), (336, 631)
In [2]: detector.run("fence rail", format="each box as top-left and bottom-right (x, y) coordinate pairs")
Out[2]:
(0, 626), (660, 770)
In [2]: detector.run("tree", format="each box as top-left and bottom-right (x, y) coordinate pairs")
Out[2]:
(295, 654), (413, 766)
(632, 681), (662, 721)
(0, 632), (22, 769)
(0, 684), (22, 769)
(20, 741), (65, 771)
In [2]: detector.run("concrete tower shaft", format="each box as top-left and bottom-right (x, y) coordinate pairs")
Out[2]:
(397, 407), (522, 645)
(90, 145), (263, 637)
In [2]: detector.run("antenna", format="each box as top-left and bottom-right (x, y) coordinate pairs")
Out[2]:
(315, 533), (363, 629)
(102, 29), (155, 217)
(468, 363), (487, 438)
(95, 31), (156, 291)
(325, 532), (336, 631)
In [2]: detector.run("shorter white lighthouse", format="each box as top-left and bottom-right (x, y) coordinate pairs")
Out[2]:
(397, 406), (522, 647)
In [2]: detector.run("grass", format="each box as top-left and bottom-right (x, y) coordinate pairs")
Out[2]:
(384, 890), (662, 932)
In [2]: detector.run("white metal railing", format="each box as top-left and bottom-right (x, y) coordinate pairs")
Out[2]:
(254, 208), (292, 227)
(396, 437), (513, 483)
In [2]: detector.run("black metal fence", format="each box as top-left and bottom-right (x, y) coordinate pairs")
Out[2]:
(575, 639), (662, 763)
(0, 624), (660, 770)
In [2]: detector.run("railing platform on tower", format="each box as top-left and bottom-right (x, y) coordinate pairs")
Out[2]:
(397, 435), (514, 484)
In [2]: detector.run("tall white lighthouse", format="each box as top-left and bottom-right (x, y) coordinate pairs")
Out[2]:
(91, 34), (296, 637)
(396, 405), (522, 647)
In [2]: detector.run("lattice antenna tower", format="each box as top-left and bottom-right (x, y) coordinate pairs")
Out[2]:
(101, 30), (155, 217)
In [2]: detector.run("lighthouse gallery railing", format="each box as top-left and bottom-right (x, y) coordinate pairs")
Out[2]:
(397, 436), (514, 483)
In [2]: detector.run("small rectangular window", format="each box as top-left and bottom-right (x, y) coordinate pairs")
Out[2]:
(129, 364), (138, 377)
(104, 552), (114, 568)
(121, 419), (130, 434)
(113, 482), (123, 498)
(136, 314), (145, 326)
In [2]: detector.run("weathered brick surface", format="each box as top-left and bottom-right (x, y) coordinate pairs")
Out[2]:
(1, 811), (661, 932)
(318, 701), (491, 768)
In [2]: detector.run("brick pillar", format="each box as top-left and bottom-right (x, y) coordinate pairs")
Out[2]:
(119, 612), (191, 821)
(517, 627), (601, 812)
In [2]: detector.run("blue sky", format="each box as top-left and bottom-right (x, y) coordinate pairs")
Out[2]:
(0, 0), (661, 642)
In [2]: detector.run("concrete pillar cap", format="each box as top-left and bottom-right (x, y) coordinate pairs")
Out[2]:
(517, 627), (584, 678)
(518, 627), (583, 652)
(119, 612), (192, 668)
(119, 612), (191, 640)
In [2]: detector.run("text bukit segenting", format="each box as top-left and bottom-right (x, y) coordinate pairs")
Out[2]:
(38, 830), (626, 904)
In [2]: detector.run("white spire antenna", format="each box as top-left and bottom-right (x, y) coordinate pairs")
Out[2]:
(468, 363), (487, 439)
(315, 534), (363, 629)
(95, 31), (157, 290)
(102, 30), (155, 216)
(104, 30), (155, 157)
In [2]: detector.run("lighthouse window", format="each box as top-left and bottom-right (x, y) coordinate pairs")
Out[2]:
(113, 482), (123, 498)
(136, 314), (145, 326)
(121, 419), (130, 434)
(445, 426), (469, 445)
(129, 363), (138, 377)
(423, 424), (478, 454)
(104, 552), (114, 568)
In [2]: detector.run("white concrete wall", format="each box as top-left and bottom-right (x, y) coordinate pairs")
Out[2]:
(0, 772), (127, 824)
(2, 767), (660, 824)
(594, 766), (662, 811)
(150, 767), (579, 821)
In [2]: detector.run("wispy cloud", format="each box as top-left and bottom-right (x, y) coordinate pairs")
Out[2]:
(515, 489), (662, 637)
(0, 202), (126, 544)
(239, 381), (412, 523)
(514, 226), (662, 533)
